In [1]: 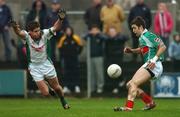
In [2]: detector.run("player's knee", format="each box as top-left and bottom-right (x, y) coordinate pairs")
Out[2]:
(126, 81), (136, 89)
(126, 81), (131, 89)
(52, 85), (61, 92)
(41, 90), (49, 96)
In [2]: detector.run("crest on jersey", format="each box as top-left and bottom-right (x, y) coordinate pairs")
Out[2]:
(154, 38), (161, 43)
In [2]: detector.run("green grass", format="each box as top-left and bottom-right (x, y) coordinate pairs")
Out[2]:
(0, 98), (180, 117)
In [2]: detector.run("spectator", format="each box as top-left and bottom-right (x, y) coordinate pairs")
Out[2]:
(154, 2), (173, 60)
(168, 32), (180, 72)
(26, 0), (48, 29)
(84, 25), (105, 93)
(116, 0), (136, 10)
(0, 0), (12, 61)
(47, 0), (69, 62)
(100, 0), (125, 34)
(128, 0), (152, 61)
(57, 26), (83, 94)
(84, 0), (103, 30)
(104, 26), (128, 94)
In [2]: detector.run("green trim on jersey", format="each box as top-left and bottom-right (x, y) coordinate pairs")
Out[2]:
(49, 28), (54, 36)
(139, 31), (164, 62)
(46, 39), (52, 61)
(25, 36), (31, 63)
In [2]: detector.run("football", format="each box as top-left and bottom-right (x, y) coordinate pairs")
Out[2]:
(107, 64), (122, 78)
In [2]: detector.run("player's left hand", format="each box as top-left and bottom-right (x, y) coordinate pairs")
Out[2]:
(9, 19), (18, 28)
(58, 8), (66, 20)
(147, 61), (155, 70)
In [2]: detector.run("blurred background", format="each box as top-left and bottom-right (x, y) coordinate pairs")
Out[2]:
(0, 0), (180, 98)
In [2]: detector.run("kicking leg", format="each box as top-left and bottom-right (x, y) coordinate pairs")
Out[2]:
(47, 77), (70, 109)
(114, 68), (151, 111)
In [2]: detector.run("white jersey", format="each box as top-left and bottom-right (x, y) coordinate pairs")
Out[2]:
(23, 27), (55, 63)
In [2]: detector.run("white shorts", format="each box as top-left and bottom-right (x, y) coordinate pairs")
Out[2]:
(142, 61), (163, 79)
(28, 59), (57, 82)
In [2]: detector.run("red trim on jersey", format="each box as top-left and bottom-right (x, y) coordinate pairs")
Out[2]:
(140, 46), (149, 55)
(31, 44), (45, 52)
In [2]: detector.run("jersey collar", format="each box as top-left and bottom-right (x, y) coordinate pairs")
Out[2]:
(139, 29), (148, 40)
(142, 29), (148, 35)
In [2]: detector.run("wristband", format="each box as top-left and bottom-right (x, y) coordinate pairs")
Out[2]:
(151, 56), (158, 63)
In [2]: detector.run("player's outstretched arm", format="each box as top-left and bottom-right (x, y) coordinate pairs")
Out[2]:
(9, 20), (26, 39)
(124, 47), (141, 54)
(52, 8), (66, 32)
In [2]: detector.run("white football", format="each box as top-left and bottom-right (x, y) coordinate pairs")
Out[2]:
(107, 64), (122, 78)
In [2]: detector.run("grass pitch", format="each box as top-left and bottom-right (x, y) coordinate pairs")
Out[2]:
(0, 97), (180, 117)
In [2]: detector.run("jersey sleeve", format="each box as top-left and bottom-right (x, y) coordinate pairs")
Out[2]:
(42, 27), (56, 40)
(149, 34), (162, 48)
(21, 30), (29, 44)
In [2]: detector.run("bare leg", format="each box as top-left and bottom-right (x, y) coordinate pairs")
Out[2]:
(126, 68), (151, 101)
(47, 77), (70, 109)
(47, 77), (64, 97)
(114, 68), (151, 111)
(36, 80), (50, 97)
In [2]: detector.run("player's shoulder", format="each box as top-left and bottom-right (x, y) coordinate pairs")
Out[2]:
(42, 28), (49, 33)
(42, 28), (54, 35)
(22, 30), (30, 38)
(144, 31), (158, 39)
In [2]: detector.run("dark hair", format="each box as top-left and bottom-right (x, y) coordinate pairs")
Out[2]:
(130, 16), (146, 29)
(26, 21), (40, 31)
(32, 0), (47, 11)
(90, 24), (100, 30)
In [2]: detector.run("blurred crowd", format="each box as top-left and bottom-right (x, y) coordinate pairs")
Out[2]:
(0, 0), (179, 94)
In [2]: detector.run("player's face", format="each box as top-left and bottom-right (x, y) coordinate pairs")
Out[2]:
(29, 27), (41, 40)
(131, 24), (141, 37)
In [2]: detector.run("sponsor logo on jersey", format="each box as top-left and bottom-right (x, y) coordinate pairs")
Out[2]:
(31, 44), (45, 52)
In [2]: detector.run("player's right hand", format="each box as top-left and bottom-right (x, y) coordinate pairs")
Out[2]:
(124, 47), (132, 53)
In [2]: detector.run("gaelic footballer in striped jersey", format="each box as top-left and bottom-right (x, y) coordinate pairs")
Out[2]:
(114, 16), (166, 111)
(10, 9), (70, 110)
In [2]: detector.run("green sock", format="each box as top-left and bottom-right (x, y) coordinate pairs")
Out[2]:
(60, 97), (67, 106)
(49, 88), (56, 97)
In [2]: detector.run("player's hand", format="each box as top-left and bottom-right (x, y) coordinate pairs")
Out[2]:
(146, 56), (158, 70)
(58, 8), (66, 20)
(146, 61), (156, 70)
(124, 47), (132, 53)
